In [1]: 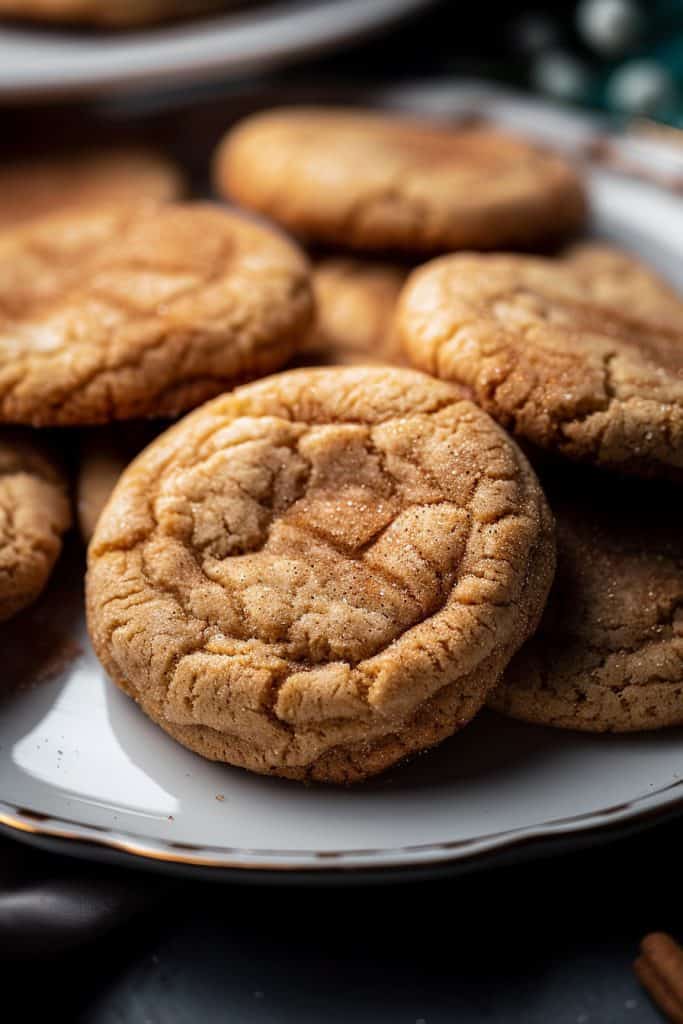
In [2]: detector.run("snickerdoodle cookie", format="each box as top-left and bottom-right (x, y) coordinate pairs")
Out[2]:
(86, 366), (555, 783)
(398, 248), (683, 480)
(0, 148), (183, 228)
(0, 1), (222, 26)
(300, 258), (407, 366)
(77, 424), (161, 543)
(490, 470), (683, 731)
(0, 202), (313, 426)
(563, 242), (683, 328)
(215, 108), (586, 253)
(0, 431), (71, 621)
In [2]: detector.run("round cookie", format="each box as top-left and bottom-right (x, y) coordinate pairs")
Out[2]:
(398, 248), (683, 480)
(563, 242), (683, 328)
(77, 424), (162, 543)
(0, 431), (71, 622)
(0, 1), (223, 26)
(300, 258), (407, 367)
(0, 202), (313, 426)
(215, 107), (587, 254)
(86, 366), (555, 784)
(489, 470), (683, 731)
(0, 148), (184, 229)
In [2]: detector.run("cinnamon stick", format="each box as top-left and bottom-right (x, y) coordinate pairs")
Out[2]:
(635, 933), (683, 1023)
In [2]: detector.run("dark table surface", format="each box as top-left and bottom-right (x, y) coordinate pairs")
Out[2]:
(4, 812), (679, 1023)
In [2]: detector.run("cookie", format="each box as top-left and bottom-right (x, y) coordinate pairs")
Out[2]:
(77, 424), (161, 543)
(0, 202), (313, 426)
(0, 148), (183, 229)
(490, 470), (683, 731)
(86, 366), (555, 783)
(398, 248), (683, 480)
(215, 108), (586, 254)
(563, 242), (683, 328)
(300, 258), (407, 366)
(0, 1), (222, 26)
(0, 431), (71, 622)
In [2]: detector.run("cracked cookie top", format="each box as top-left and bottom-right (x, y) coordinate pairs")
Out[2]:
(0, 202), (313, 426)
(490, 468), (683, 731)
(0, 147), (184, 228)
(215, 108), (587, 254)
(398, 247), (683, 480)
(0, 430), (71, 622)
(86, 367), (555, 779)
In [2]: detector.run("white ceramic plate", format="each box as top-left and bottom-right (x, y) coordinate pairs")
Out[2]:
(0, 0), (433, 101)
(2, 91), (683, 880)
(2, 544), (683, 879)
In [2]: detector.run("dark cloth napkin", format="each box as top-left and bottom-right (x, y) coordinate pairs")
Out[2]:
(0, 832), (166, 959)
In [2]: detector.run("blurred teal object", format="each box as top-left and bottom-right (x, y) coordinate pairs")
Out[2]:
(521, 0), (683, 126)
(606, 59), (678, 115)
(577, 0), (643, 55)
(532, 51), (591, 100)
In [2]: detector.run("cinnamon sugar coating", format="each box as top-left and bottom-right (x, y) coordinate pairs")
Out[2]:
(490, 469), (683, 731)
(399, 247), (683, 480)
(86, 367), (555, 782)
(215, 108), (586, 253)
(0, 148), (183, 228)
(0, 203), (313, 425)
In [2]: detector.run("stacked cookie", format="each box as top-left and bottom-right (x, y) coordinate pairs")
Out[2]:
(397, 244), (683, 732)
(211, 108), (683, 747)
(84, 108), (574, 781)
(214, 107), (587, 369)
(4, 106), (681, 784)
(0, 147), (314, 620)
(0, 146), (194, 615)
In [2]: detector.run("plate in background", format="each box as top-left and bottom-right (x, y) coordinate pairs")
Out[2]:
(0, 0), (433, 101)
